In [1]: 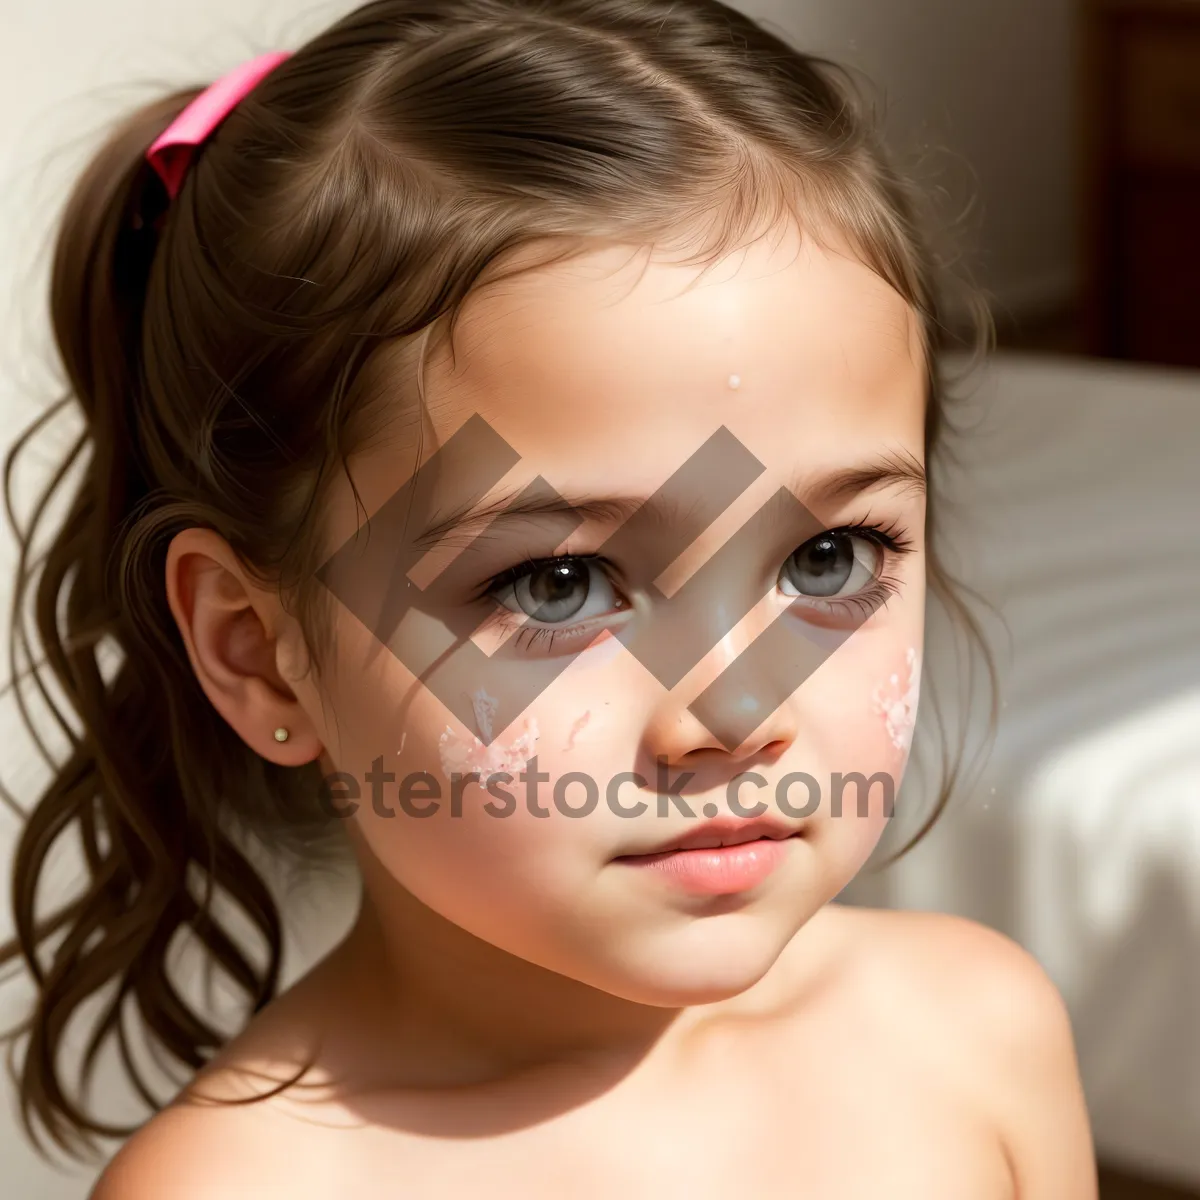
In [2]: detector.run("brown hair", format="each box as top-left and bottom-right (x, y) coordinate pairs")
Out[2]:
(0, 0), (995, 1163)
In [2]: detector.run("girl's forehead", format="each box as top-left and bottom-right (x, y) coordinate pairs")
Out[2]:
(420, 231), (926, 461)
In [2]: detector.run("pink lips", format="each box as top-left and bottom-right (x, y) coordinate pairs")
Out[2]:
(613, 817), (801, 896)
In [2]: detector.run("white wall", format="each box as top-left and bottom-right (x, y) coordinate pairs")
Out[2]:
(0, 2), (1077, 1195)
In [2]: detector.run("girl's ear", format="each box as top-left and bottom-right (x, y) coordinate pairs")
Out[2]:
(164, 526), (324, 765)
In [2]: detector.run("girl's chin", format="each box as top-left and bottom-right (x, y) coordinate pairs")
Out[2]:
(585, 964), (779, 1009)
(550, 931), (795, 1009)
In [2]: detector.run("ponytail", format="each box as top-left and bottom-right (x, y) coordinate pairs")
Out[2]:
(0, 91), (285, 1160)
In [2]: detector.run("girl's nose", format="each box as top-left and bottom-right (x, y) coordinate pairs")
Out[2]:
(638, 618), (804, 764)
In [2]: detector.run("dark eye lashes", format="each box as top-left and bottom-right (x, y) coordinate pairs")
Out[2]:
(815, 520), (915, 555)
(480, 521), (913, 600)
(483, 553), (606, 597)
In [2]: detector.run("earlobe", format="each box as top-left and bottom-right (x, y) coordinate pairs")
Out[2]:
(164, 527), (324, 766)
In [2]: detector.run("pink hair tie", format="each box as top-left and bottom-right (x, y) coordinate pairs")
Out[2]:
(146, 50), (292, 200)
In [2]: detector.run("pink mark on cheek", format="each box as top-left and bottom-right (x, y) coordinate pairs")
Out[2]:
(437, 687), (540, 777)
(563, 711), (591, 752)
(871, 647), (921, 752)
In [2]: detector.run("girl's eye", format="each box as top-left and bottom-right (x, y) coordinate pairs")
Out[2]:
(491, 558), (620, 625)
(779, 532), (881, 599)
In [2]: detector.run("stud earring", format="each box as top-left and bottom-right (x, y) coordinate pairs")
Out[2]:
(273, 727), (290, 743)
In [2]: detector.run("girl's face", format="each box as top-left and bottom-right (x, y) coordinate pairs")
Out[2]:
(296, 223), (927, 1007)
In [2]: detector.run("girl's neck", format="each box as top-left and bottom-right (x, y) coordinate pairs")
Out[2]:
(317, 855), (846, 1097)
(333, 878), (686, 1091)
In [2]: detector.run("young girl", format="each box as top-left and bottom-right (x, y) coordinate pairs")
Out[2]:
(2, 1), (1096, 1195)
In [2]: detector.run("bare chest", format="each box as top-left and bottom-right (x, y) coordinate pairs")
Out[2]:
(278, 1051), (1013, 1200)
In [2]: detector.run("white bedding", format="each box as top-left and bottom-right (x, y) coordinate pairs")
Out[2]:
(843, 352), (1200, 1183)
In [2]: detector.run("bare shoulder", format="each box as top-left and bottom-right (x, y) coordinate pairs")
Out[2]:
(89, 1096), (274, 1199)
(91, 980), (351, 1198)
(90, 1062), (356, 1199)
(833, 904), (1098, 1199)
(839, 906), (1067, 1035)
(833, 904), (1077, 1073)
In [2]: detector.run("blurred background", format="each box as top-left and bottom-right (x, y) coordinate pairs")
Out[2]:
(0, 1), (1197, 1196)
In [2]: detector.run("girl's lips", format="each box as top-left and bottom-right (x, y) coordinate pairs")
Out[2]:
(624, 815), (801, 856)
(613, 834), (799, 896)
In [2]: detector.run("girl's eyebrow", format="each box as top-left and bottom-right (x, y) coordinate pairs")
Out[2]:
(414, 449), (925, 549)
(811, 450), (926, 504)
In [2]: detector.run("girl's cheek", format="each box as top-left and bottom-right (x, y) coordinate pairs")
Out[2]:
(381, 645), (644, 825)
(562, 710), (592, 752)
(415, 628), (628, 775)
(436, 686), (541, 778)
(567, 627), (625, 671)
(871, 645), (922, 760)
(799, 639), (923, 814)
(804, 644), (922, 873)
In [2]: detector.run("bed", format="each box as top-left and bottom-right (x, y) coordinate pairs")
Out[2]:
(843, 350), (1200, 1186)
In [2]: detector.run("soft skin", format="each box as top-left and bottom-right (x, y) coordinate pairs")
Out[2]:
(276, 222), (925, 1015)
(111, 221), (1097, 1200)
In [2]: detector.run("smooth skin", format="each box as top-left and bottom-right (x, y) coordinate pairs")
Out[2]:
(93, 221), (1097, 1198)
